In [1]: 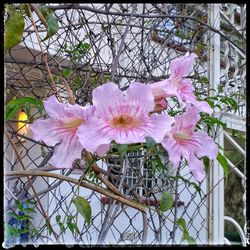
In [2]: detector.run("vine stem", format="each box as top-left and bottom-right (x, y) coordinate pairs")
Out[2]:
(84, 150), (128, 199)
(5, 169), (147, 213)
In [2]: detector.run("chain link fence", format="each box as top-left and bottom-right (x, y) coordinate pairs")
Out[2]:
(4, 3), (246, 247)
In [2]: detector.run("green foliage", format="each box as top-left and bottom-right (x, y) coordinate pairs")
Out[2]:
(199, 113), (226, 132)
(159, 191), (173, 212)
(195, 43), (205, 55)
(231, 129), (246, 144)
(62, 41), (91, 63)
(45, 219), (53, 236)
(117, 144), (129, 160)
(146, 155), (165, 175)
(66, 216), (79, 234)
(5, 96), (44, 121)
(217, 152), (229, 180)
(19, 4), (31, 17)
(38, 5), (59, 41)
(72, 197), (92, 225)
(168, 175), (202, 197)
(5, 199), (39, 242)
(177, 218), (196, 245)
(198, 76), (209, 85)
(62, 68), (73, 78)
(56, 215), (66, 233)
(202, 156), (210, 173)
(205, 93), (238, 113)
(4, 5), (25, 51)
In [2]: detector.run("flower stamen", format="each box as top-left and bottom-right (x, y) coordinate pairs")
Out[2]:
(110, 114), (140, 130)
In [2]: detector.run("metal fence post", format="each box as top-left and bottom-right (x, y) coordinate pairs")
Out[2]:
(208, 3), (224, 245)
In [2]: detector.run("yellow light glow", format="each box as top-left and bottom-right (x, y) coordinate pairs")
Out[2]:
(17, 111), (29, 136)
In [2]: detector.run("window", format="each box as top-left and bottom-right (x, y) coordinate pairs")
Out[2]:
(103, 151), (159, 203)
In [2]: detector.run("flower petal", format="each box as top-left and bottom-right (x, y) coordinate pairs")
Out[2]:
(161, 137), (182, 168)
(44, 95), (96, 119)
(29, 119), (65, 146)
(77, 117), (112, 154)
(125, 82), (154, 114)
(49, 134), (83, 169)
(150, 79), (176, 99)
(92, 82), (124, 120)
(170, 53), (197, 79)
(188, 155), (206, 182)
(96, 144), (110, 157)
(174, 106), (200, 133)
(146, 114), (174, 143)
(194, 131), (218, 159)
(112, 129), (146, 144)
(177, 79), (196, 102)
(154, 97), (168, 112)
(193, 101), (213, 115)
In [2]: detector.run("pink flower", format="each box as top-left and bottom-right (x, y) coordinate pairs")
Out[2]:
(77, 82), (173, 155)
(149, 80), (173, 112)
(29, 95), (95, 169)
(161, 106), (218, 182)
(153, 97), (168, 112)
(150, 53), (212, 114)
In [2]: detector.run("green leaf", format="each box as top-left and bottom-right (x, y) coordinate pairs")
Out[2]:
(177, 218), (197, 245)
(159, 191), (173, 212)
(38, 5), (53, 18)
(4, 6), (25, 51)
(177, 218), (188, 235)
(185, 235), (196, 245)
(5, 96), (43, 120)
(25, 200), (37, 206)
(55, 215), (61, 223)
(202, 156), (210, 173)
(45, 220), (53, 235)
(56, 215), (65, 233)
(15, 200), (23, 210)
(62, 68), (72, 78)
(66, 216), (78, 234)
(169, 175), (202, 197)
(23, 207), (36, 213)
(19, 214), (33, 220)
(8, 226), (19, 237)
(9, 211), (19, 220)
(19, 4), (31, 17)
(217, 152), (229, 179)
(72, 197), (92, 225)
(41, 14), (59, 41)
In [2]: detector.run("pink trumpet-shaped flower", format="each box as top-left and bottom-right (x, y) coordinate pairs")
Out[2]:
(77, 82), (173, 155)
(149, 80), (173, 112)
(150, 53), (212, 114)
(161, 106), (218, 182)
(29, 95), (95, 169)
(153, 97), (168, 112)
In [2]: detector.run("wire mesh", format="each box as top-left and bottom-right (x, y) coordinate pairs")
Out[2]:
(4, 3), (246, 247)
